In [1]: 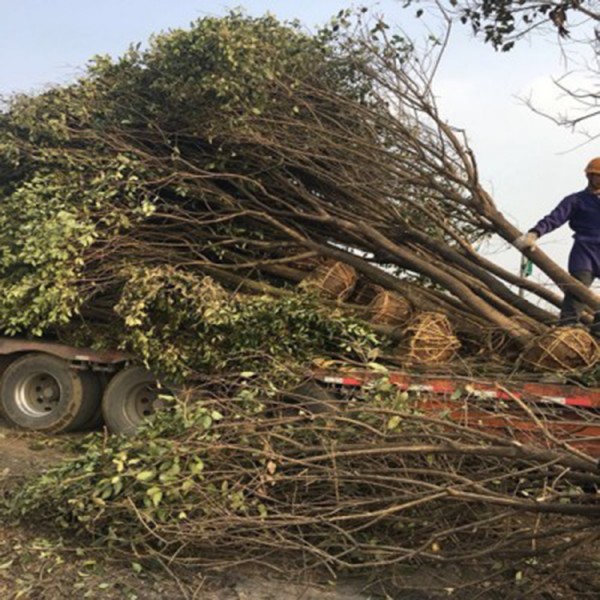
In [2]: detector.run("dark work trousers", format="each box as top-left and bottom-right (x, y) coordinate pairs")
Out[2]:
(559, 270), (600, 336)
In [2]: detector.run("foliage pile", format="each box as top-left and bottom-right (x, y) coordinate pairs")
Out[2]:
(0, 10), (599, 374)
(112, 268), (378, 382)
(7, 386), (600, 597)
(3, 10), (600, 597)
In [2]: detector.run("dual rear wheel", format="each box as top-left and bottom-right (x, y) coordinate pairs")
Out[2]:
(101, 366), (162, 435)
(0, 354), (159, 435)
(0, 355), (336, 435)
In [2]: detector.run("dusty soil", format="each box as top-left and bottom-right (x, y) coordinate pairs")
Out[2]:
(0, 524), (374, 600)
(0, 423), (594, 600)
(0, 424), (389, 600)
(0, 429), (65, 477)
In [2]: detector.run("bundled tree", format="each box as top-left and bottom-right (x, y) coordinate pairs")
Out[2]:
(0, 10), (598, 376)
(3, 13), (600, 597)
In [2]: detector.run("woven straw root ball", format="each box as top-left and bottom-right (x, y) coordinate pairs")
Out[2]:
(369, 289), (412, 326)
(486, 315), (536, 356)
(300, 260), (357, 300)
(523, 327), (600, 372)
(401, 312), (461, 364)
(351, 280), (381, 306)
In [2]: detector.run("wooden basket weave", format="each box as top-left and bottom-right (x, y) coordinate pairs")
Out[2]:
(352, 280), (382, 306)
(300, 260), (357, 300)
(523, 327), (600, 372)
(401, 312), (460, 364)
(487, 315), (534, 356)
(369, 289), (412, 326)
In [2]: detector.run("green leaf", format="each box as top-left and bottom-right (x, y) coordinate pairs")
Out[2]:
(135, 470), (156, 482)
(190, 459), (204, 475)
(131, 562), (143, 574)
(366, 362), (388, 373)
(386, 415), (402, 430)
(450, 389), (463, 401)
(146, 486), (163, 507)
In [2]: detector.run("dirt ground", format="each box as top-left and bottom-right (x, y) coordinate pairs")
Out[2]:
(0, 423), (594, 600)
(0, 424), (441, 600)
(0, 522), (375, 600)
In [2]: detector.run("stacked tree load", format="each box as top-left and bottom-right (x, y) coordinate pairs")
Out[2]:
(3, 13), (600, 598)
(0, 11), (599, 379)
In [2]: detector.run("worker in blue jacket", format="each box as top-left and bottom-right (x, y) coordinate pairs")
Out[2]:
(514, 157), (600, 333)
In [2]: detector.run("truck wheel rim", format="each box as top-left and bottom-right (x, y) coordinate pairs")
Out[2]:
(14, 372), (62, 417)
(125, 382), (159, 423)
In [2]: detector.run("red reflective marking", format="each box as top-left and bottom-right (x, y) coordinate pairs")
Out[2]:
(564, 397), (593, 407)
(315, 369), (600, 409)
(341, 378), (362, 386)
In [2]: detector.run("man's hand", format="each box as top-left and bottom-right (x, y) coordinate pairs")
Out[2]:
(513, 231), (539, 251)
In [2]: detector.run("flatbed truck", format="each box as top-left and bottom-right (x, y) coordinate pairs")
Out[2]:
(1, 337), (599, 456)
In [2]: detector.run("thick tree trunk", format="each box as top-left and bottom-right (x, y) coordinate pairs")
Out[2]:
(404, 229), (556, 324)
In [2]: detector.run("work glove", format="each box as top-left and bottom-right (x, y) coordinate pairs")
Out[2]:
(513, 231), (538, 251)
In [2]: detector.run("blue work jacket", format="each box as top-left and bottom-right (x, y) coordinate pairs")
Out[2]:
(530, 189), (600, 275)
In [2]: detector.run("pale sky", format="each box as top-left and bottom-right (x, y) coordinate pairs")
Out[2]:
(0, 0), (596, 291)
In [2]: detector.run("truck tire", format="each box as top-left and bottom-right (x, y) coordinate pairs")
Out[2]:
(0, 353), (102, 433)
(102, 366), (161, 435)
(76, 373), (109, 431)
